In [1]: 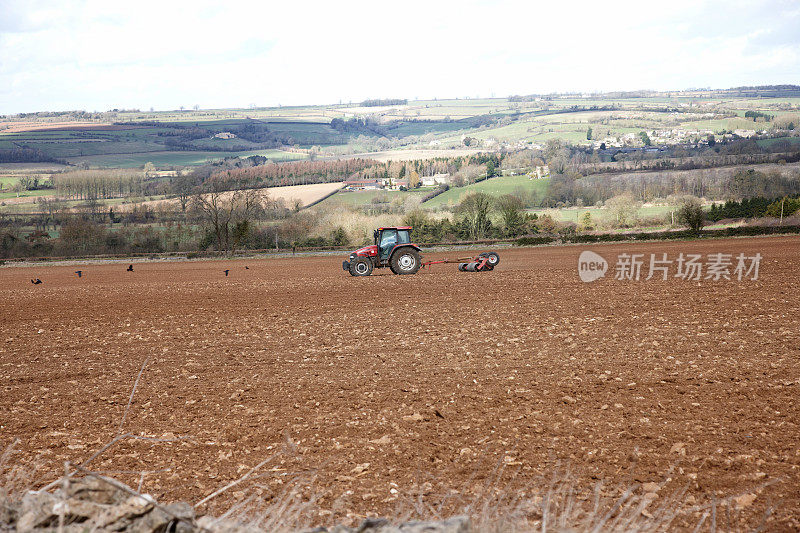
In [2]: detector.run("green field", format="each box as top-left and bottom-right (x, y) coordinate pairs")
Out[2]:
(423, 175), (551, 208)
(756, 136), (800, 148)
(0, 188), (53, 201)
(318, 188), (428, 209)
(0, 176), (18, 188)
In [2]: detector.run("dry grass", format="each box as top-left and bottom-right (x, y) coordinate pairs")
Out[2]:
(0, 435), (776, 533)
(209, 458), (775, 532)
(308, 206), (403, 245)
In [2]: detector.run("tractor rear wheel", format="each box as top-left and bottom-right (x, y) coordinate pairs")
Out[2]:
(349, 257), (373, 276)
(390, 248), (421, 275)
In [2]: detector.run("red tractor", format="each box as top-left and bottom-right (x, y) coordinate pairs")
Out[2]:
(343, 226), (422, 276)
(342, 226), (500, 276)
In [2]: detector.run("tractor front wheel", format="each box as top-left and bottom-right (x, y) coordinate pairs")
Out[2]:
(390, 248), (421, 275)
(349, 257), (373, 276)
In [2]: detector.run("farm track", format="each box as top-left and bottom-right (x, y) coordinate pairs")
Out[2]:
(1, 236), (799, 529)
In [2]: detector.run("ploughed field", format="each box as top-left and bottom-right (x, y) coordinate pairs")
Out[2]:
(1, 236), (799, 529)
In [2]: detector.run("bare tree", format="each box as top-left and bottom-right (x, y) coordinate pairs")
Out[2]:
(171, 173), (199, 212)
(192, 178), (265, 254)
(37, 197), (65, 231)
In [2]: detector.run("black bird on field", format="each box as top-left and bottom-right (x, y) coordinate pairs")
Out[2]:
(75, 270), (83, 278)
(245, 266), (249, 270)
(224, 269), (230, 276)
(31, 278), (42, 285)
(126, 264), (134, 272)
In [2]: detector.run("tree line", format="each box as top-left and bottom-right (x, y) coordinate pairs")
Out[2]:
(542, 167), (800, 208)
(52, 170), (151, 200)
(707, 194), (800, 221)
(360, 99), (407, 107)
(0, 147), (63, 164)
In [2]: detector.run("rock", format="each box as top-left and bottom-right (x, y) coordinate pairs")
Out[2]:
(561, 396), (577, 404)
(669, 442), (686, 455)
(350, 463), (370, 475)
(299, 516), (472, 533)
(397, 516), (472, 533)
(0, 494), (16, 528)
(641, 482), (660, 493)
(61, 498), (110, 521)
(66, 476), (130, 505)
(127, 502), (192, 533)
(403, 413), (424, 422)
(7, 480), (197, 533)
(92, 495), (154, 529)
(734, 493), (757, 509)
(5, 476), (470, 533)
(16, 491), (59, 531)
(165, 503), (197, 533)
(197, 515), (263, 533)
(355, 517), (389, 531)
(15, 493), (106, 531)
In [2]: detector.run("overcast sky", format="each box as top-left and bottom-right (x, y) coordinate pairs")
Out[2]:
(1, 0), (799, 115)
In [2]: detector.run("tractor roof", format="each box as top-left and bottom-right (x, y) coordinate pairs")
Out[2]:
(377, 226), (412, 230)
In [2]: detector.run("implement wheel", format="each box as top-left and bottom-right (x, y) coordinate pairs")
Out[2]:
(480, 252), (500, 267)
(349, 257), (373, 277)
(390, 248), (421, 275)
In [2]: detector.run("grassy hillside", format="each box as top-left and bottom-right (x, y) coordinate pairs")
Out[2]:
(2, 90), (798, 170)
(320, 188), (428, 209)
(423, 175), (550, 208)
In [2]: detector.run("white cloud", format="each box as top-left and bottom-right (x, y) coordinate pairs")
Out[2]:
(0, 0), (798, 114)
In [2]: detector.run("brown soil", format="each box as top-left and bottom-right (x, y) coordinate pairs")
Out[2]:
(1, 236), (799, 529)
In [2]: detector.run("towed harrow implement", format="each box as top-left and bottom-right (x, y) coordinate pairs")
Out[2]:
(422, 251), (500, 272)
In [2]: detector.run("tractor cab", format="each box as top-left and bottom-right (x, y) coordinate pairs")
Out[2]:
(375, 227), (412, 260)
(343, 226), (422, 276)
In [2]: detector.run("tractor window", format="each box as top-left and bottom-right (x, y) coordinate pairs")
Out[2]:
(379, 230), (398, 257)
(397, 230), (411, 244)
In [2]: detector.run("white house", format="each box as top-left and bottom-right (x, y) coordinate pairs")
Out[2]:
(345, 179), (383, 191)
(733, 129), (757, 138)
(421, 173), (450, 187)
(530, 165), (550, 179)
